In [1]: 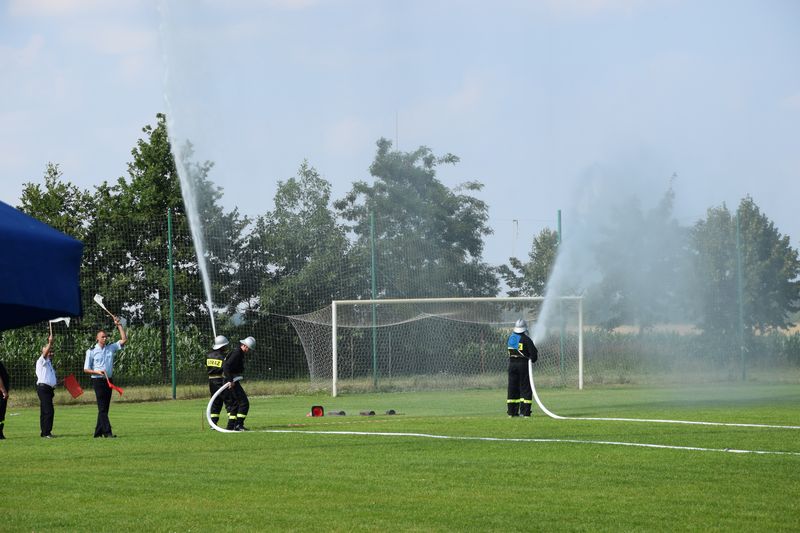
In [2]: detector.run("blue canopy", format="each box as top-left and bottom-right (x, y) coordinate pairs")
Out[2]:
(0, 200), (83, 331)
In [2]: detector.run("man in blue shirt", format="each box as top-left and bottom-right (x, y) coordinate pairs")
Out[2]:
(84, 318), (127, 438)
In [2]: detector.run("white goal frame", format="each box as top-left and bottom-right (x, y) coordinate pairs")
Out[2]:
(330, 296), (584, 397)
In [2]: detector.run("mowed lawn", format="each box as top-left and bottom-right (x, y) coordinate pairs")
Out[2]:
(3, 384), (799, 532)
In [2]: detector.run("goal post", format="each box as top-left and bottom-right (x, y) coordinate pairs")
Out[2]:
(290, 296), (584, 397)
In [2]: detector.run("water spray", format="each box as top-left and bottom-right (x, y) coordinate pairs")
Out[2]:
(158, 1), (218, 341)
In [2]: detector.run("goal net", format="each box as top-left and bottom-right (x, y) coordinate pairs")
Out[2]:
(288, 296), (583, 396)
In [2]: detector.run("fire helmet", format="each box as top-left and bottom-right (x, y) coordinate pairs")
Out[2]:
(212, 335), (229, 350)
(240, 336), (256, 350)
(513, 319), (528, 334)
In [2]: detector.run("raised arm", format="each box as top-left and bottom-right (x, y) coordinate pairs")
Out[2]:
(41, 334), (54, 357)
(115, 317), (128, 346)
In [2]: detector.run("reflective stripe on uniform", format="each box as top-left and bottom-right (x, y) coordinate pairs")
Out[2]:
(506, 399), (521, 404)
(236, 414), (247, 419)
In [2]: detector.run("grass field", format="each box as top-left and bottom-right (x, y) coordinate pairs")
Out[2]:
(3, 384), (799, 532)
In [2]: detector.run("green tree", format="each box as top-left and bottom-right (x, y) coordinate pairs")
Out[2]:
(18, 163), (94, 241)
(498, 228), (559, 297)
(690, 203), (737, 336)
(692, 196), (800, 336)
(87, 113), (186, 325)
(334, 138), (498, 298)
(588, 185), (689, 331)
(240, 161), (354, 376)
(248, 160), (354, 315)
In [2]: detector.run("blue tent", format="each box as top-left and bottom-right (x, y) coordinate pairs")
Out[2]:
(0, 200), (83, 331)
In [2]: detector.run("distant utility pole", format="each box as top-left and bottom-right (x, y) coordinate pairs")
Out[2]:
(512, 219), (519, 257)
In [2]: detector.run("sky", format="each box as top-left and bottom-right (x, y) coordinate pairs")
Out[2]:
(2, 0), (799, 270)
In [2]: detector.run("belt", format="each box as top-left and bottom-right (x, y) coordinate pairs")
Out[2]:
(208, 374), (223, 379)
(37, 383), (55, 389)
(508, 355), (526, 359)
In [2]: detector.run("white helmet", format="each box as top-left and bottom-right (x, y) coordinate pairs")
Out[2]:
(513, 319), (528, 334)
(240, 336), (256, 350)
(212, 335), (229, 350)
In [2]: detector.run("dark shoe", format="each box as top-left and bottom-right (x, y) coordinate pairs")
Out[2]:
(42, 434), (55, 438)
(0, 434), (5, 440)
(234, 425), (250, 431)
(103, 434), (117, 438)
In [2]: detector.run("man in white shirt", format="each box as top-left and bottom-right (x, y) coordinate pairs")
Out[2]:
(36, 334), (58, 438)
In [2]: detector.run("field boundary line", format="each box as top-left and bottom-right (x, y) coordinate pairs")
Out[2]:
(256, 428), (800, 456)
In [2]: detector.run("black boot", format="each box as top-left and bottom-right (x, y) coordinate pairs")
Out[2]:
(507, 402), (520, 417)
(0, 423), (5, 439)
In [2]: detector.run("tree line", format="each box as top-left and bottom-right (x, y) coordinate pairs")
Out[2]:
(14, 113), (800, 364)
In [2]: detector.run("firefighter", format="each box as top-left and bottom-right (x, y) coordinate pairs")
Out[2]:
(206, 335), (233, 428)
(0, 358), (9, 439)
(223, 336), (255, 431)
(507, 318), (538, 417)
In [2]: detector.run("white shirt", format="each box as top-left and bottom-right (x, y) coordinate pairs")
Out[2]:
(36, 355), (57, 387)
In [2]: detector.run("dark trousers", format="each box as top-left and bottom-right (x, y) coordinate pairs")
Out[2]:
(0, 394), (7, 437)
(507, 358), (533, 416)
(37, 384), (55, 436)
(92, 378), (113, 437)
(208, 378), (232, 423)
(228, 379), (249, 428)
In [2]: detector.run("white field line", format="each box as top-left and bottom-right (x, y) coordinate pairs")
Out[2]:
(255, 428), (800, 456)
(528, 361), (800, 430)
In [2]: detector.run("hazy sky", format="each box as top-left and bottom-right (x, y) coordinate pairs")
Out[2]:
(2, 0), (798, 268)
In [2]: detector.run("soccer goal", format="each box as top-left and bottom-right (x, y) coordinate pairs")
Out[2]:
(288, 296), (584, 396)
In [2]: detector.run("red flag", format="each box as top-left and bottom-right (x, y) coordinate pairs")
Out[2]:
(63, 374), (83, 398)
(106, 376), (124, 396)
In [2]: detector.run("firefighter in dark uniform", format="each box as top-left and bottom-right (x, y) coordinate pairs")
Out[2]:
(507, 318), (538, 417)
(206, 335), (233, 428)
(0, 359), (9, 439)
(223, 336), (255, 431)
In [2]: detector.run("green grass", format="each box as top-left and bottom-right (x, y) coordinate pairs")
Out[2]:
(3, 384), (799, 532)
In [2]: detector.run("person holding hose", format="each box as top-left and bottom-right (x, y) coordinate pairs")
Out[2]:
(507, 319), (538, 417)
(223, 336), (255, 431)
(206, 335), (233, 428)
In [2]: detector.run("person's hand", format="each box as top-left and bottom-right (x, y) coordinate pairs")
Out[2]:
(48, 334), (54, 343)
(1, 390), (8, 400)
(113, 317), (121, 326)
